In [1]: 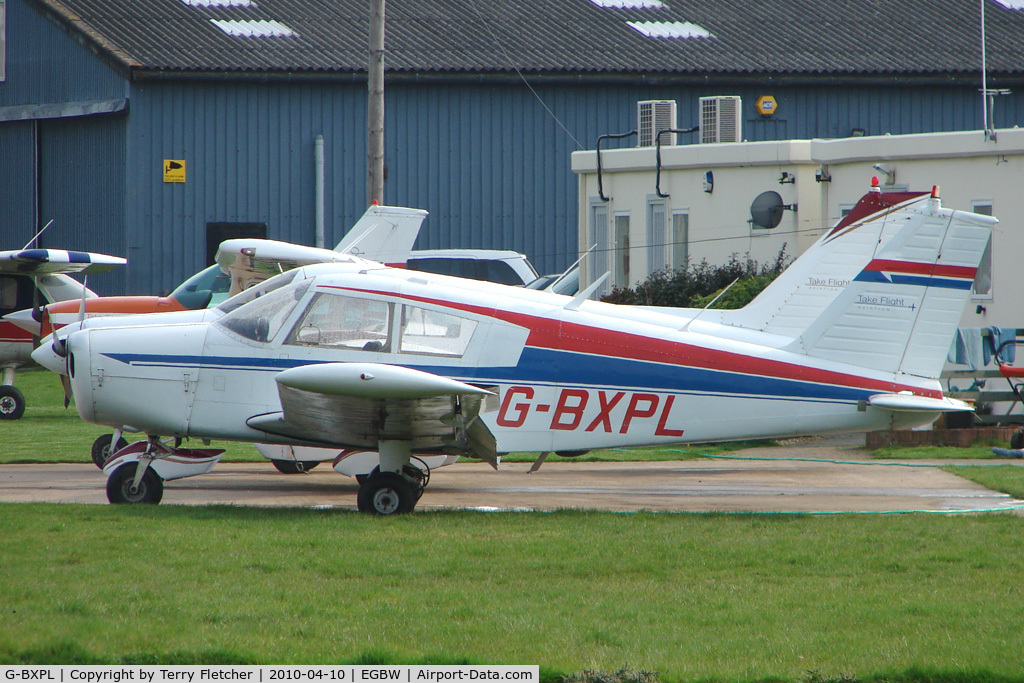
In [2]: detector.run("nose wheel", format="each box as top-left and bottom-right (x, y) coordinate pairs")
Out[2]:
(106, 461), (164, 504)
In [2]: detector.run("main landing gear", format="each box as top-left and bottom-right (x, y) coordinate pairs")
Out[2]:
(355, 440), (428, 515)
(0, 367), (25, 420)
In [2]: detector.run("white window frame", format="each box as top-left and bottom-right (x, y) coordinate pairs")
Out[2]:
(646, 197), (668, 274)
(671, 210), (689, 270)
(613, 213), (630, 289)
(971, 200), (994, 302)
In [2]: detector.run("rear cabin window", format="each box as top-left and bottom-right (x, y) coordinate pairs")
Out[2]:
(286, 292), (393, 352)
(399, 305), (477, 357)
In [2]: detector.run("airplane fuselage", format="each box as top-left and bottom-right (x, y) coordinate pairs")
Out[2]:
(66, 267), (939, 453)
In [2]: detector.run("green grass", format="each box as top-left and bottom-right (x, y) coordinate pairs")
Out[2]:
(1, 506), (1023, 683)
(951, 465), (1024, 500)
(869, 445), (1009, 460)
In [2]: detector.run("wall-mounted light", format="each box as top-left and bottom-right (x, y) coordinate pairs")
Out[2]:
(814, 166), (831, 183)
(872, 164), (896, 185)
(778, 171), (795, 185)
(703, 170), (714, 193)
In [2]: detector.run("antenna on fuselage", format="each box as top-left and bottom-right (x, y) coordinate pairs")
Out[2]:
(552, 243), (597, 292)
(564, 271), (610, 311)
(680, 277), (739, 332)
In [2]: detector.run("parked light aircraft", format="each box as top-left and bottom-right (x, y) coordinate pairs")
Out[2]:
(0, 248), (125, 419)
(34, 185), (993, 513)
(5, 204), (427, 340)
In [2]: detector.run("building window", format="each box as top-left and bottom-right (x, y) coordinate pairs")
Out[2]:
(589, 203), (609, 293)
(671, 211), (689, 270)
(613, 214), (630, 288)
(646, 199), (668, 273)
(972, 202), (993, 300)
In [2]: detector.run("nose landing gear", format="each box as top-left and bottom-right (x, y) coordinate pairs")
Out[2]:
(103, 436), (225, 505)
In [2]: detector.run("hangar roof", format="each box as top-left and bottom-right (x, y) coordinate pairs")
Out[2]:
(30, 0), (1024, 80)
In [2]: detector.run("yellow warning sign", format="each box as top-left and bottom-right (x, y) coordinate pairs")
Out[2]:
(163, 159), (186, 183)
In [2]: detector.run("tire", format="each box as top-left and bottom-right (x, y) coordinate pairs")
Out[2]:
(91, 434), (129, 469)
(271, 459), (320, 474)
(0, 385), (26, 420)
(106, 462), (164, 504)
(356, 472), (417, 515)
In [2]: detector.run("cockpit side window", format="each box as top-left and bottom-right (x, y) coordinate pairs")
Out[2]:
(286, 292), (393, 352)
(399, 305), (477, 357)
(218, 281), (310, 343)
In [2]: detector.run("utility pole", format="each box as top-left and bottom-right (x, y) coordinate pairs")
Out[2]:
(367, 0), (385, 205)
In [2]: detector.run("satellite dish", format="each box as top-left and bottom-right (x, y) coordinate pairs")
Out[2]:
(750, 190), (793, 230)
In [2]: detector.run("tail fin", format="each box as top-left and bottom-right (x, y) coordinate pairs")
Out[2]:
(788, 189), (995, 379)
(718, 189), (931, 336)
(334, 204), (428, 266)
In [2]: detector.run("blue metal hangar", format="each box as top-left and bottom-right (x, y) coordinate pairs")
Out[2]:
(2, 0), (1024, 295)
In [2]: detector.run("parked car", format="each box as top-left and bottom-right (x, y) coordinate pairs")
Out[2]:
(406, 249), (538, 286)
(526, 265), (579, 295)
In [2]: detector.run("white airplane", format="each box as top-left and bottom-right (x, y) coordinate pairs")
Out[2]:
(0, 247), (126, 419)
(34, 185), (993, 513)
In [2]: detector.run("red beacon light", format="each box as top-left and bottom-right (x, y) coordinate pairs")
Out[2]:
(931, 185), (940, 198)
(869, 176), (881, 192)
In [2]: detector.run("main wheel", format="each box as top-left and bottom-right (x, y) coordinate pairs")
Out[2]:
(356, 472), (417, 515)
(0, 386), (26, 420)
(271, 459), (320, 474)
(106, 462), (164, 504)
(92, 434), (129, 468)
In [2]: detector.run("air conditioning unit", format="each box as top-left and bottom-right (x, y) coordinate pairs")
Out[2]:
(637, 100), (677, 147)
(700, 96), (742, 144)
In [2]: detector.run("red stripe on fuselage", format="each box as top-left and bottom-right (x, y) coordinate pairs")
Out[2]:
(864, 259), (976, 280)
(325, 285), (942, 399)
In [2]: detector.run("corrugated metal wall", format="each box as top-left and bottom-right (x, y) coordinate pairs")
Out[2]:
(37, 113), (127, 294)
(0, 120), (37, 244)
(120, 77), (1024, 295)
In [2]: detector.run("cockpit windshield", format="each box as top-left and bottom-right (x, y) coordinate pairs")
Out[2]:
(217, 280), (310, 343)
(169, 264), (232, 310)
(215, 269), (303, 315)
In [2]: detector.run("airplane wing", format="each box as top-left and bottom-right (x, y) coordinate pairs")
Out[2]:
(246, 362), (501, 467)
(216, 204), (427, 296)
(216, 239), (369, 295)
(0, 249), (126, 275)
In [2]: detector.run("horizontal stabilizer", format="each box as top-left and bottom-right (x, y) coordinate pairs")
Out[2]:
(867, 393), (973, 412)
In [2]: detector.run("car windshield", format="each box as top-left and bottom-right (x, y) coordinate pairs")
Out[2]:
(215, 269), (302, 315)
(169, 265), (232, 310)
(217, 280), (310, 343)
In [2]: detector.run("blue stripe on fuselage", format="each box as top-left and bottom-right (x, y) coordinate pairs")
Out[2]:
(101, 347), (875, 404)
